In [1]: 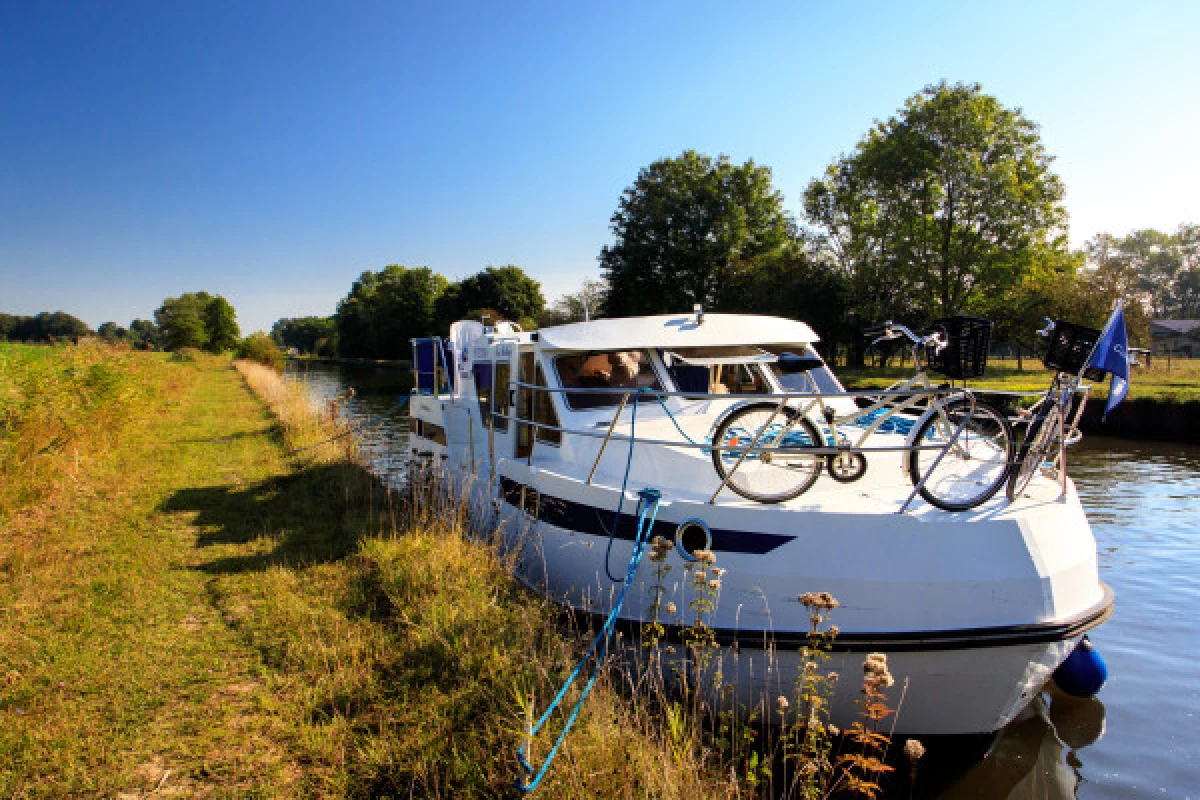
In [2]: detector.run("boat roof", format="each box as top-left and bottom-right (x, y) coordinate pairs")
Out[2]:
(535, 313), (819, 351)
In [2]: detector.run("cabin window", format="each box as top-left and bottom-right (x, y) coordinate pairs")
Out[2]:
(661, 346), (772, 396)
(553, 350), (663, 409)
(473, 362), (509, 432)
(533, 363), (561, 444)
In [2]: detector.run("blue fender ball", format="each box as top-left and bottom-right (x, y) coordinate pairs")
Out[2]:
(1053, 635), (1108, 698)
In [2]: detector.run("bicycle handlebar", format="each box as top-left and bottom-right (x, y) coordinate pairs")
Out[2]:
(863, 321), (945, 350)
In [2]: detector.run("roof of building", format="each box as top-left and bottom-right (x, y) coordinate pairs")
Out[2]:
(1150, 319), (1200, 335)
(535, 313), (820, 351)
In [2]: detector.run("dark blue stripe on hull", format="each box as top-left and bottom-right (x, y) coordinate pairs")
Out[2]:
(499, 476), (792, 555)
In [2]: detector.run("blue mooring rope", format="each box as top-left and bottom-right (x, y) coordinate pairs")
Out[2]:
(516, 486), (663, 793)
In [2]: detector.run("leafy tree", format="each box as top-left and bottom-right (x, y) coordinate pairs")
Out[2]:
(271, 316), (337, 355)
(128, 319), (160, 350)
(6, 311), (90, 342)
(601, 150), (795, 316)
(97, 321), (128, 341)
(455, 266), (545, 323)
(237, 332), (284, 370)
(154, 292), (239, 352)
(804, 82), (1068, 327)
(155, 293), (211, 350)
(335, 265), (448, 359)
(724, 244), (852, 359)
(1083, 225), (1200, 318)
(0, 313), (26, 340)
(203, 296), (240, 353)
(544, 279), (607, 325)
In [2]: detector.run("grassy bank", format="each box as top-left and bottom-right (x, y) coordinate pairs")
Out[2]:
(3, 344), (904, 797)
(0, 346), (735, 797)
(840, 356), (1200, 403)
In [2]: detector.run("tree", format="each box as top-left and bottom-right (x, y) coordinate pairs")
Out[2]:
(271, 316), (337, 355)
(0, 313), (26, 340)
(544, 279), (608, 325)
(455, 266), (545, 323)
(128, 319), (160, 350)
(601, 150), (795, 316)
(97, 322), (128, 341)
(203, 295), (240, 353)
(335, 265), (449, 359)
(6, 311), (90, 342)
(724, 243), (852, 359)
(154, 292), (239, 352)
(804, 82), (1068, 327)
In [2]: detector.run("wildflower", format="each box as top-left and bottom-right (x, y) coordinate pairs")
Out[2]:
(904, 738), (926, 762)
(692, 569), (707, 581)
(695, 549), (717, 565)
(665, 602), (677, 615)
(828, 724), (840, 737)
(827, 672), (840, 683)
(804, 661), (818, 673)
(863, 652), (895, 689)
(712, 567), (726, 578)
(776, 695), (790, 711)
(647, 549), (666, 562)
(827, 625), (840, 637)
(708, 579), (722, 591)
(666, 646), (676, 654)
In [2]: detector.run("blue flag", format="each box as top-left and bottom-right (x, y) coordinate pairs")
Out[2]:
(1087, 306), (1130, 420)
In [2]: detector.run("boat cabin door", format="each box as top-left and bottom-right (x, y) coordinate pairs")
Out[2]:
(515, 351), (536, 459)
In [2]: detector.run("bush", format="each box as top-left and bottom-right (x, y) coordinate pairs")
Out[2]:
(237, 333), (284, 370)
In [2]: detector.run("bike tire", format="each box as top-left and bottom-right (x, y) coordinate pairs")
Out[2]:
(908, 398), (1014, 512)
(1006, 405), (1064, 501)
(711, 402), (824, 504)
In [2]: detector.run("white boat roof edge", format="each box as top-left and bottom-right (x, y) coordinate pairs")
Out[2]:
(535, 313), (820, 351)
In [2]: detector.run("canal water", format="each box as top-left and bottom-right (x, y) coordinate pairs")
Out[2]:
(285, 360), (1200, 799)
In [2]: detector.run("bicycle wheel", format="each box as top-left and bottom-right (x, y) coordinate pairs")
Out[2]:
(1006, 405), (1063, 501)
(711, 402), (824, 503)
(908, 398), (1013, 511)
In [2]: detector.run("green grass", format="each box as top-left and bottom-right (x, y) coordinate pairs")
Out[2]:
(838, 356), (1200, 402)
(0, 348), (727, 797)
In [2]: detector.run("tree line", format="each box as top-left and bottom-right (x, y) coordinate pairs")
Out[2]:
(275, 81), (1193, 363)
(274, 265), (545, 360)
(3, 292), (245, 355)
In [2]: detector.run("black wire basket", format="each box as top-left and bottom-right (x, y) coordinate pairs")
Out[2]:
(929, 315), (993, 380)
(1043, 320), (1107, 381)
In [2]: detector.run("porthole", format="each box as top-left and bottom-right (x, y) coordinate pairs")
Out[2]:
(675, 518), (713, 562)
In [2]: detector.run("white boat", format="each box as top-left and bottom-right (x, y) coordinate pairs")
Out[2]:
(406, 310), (1113, 735)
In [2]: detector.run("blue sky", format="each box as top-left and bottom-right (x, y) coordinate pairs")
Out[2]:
(2, 1), (1197, 334)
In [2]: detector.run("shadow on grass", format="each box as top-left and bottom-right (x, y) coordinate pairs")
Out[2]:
(161, 459), (400, 574)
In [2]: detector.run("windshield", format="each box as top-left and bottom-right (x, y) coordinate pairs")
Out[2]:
(764, 346), (844, 395)
(553, 350), (663, 409)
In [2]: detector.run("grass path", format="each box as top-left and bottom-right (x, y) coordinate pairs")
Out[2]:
(3, 355), (727, 799)
(2, 357), (321, 797)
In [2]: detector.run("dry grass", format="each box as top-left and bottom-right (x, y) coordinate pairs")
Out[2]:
(0, 341), (162, 523)
(2, 350), (893, 797)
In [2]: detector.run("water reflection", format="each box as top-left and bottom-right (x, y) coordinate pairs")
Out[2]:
(939, 689), (1105, 800)
(282, 362), (1200, 800)
(283, 360), (412, 486)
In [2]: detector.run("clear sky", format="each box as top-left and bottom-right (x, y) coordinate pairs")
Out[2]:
(2, 1), (1197, 334)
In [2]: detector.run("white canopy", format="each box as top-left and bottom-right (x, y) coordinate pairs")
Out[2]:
(535, 313), (819, 351)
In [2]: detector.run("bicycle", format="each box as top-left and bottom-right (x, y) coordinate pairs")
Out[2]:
(1006, 318), (1107, 501)
(711, 318), (1014, 510)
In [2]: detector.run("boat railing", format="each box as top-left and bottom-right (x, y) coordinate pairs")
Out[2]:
(495, 382), (1070, 511)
